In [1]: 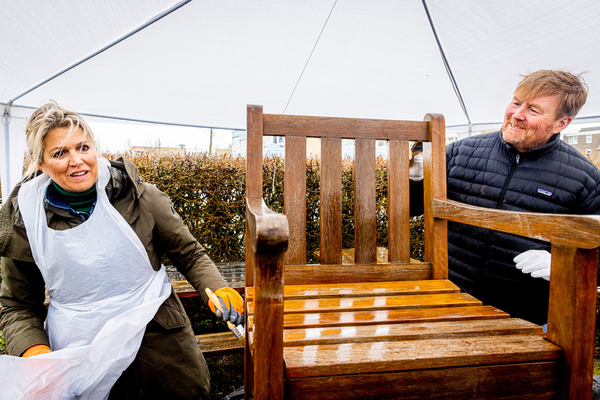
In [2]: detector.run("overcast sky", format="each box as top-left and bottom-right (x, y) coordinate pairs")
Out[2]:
(88, 121), (234, 154)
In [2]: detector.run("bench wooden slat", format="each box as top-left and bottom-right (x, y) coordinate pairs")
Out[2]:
(388, 139), (411, 263)
(283, 334), (562, 378)
(354, 138), (377, 264)
(320, 137), (342, 264)
(282, 318), (542, 346)
(263, 114), (430, 141)
(246, 279), (459, 301)
(249, 305), (509, 329)
(195, 331), (243, 357)
(248, 292), (481, 315)
(284, 135), (307, 265)
(284, 362), (559, 400)
(284, 262), (431, 285)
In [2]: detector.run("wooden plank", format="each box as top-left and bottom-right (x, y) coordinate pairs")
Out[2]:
(196, 331), (243, 357)
(284, 135), (307, 265)
(263, 114), (430, 141)
(245, 104), (264, 289)
(284, 262), (431, 285)
(320, 137), (342, 264)
(387, 139), (410, 263)
(253, 251), (285, 400)
(547, 244), (598, 400)
(246, 279), (459, 301)
(249, 305), (510, 329)
(247, 293), (481, 315)
(423, 113), (448, 279)
(244, 288), (254, 399)
(283, 334), (561, 378)
(284, 362), (559, 400)
(434, 198), (600, 250)
(282, 318), (543, 346)
(354, 139), (377, 264)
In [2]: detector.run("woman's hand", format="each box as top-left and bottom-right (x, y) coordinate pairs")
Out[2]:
(22, 344), (52, 358)
(208, 287), (244, 326)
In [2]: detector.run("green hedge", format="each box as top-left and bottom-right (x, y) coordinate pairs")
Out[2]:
(105, 152), (424, 264)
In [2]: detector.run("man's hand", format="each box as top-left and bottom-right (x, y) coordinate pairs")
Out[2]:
(22, 345), (52, 358)
(208, 287), (244, 326)
(514, 250), (551, 281)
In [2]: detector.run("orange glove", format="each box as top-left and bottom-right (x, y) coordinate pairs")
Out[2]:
(22, 344), (52, 358)
(208, 287), (244, 325)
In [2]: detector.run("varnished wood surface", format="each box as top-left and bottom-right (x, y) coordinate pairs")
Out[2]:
(387, 139), (411, 263)
(354, 138), (377, 264)
(284, 135), (307, 265)
(248, 292), (481, 315)
(319, 137), (342, 264)
(282, 318), (542, 347)
(196, 331), (243, 357)
(246, 197), (289, 254)
(249, 305), (509, 329)
(423, 113), (448, 279)
(246, 279), (459, 300)
(284, 362), (559, 400)
(263, 114), (430, 141)
(283, 262), (431, 285)
(547, 244), (598, 400)
(253, 251), (285, 400)
(283, 334), (561, 378)
(434, 198), (600, 250)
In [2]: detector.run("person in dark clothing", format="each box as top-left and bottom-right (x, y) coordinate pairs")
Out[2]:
(409, 70), (600, 325)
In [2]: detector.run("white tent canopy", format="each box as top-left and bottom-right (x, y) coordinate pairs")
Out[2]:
(2, 0), (600, 199)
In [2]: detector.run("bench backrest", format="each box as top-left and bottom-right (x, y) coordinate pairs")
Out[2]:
(245, 105), (447, 286)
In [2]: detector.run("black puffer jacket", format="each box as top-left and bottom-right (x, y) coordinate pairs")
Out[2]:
(446, 131), (600, 325)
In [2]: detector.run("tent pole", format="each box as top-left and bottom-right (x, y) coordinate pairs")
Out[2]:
(2, 105), (11, 202)
(8, 0), (192, 104)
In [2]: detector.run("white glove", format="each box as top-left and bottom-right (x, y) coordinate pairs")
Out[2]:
(409, 151), (423, 181)
(514, 250), (551, 281)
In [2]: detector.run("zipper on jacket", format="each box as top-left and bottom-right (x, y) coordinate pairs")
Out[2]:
(475, 152), (521, 291)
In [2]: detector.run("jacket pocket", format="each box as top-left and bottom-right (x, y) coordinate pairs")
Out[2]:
(152, 292), (187, 329)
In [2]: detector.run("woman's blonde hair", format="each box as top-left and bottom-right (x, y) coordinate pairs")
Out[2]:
(24, 100), (96, 178)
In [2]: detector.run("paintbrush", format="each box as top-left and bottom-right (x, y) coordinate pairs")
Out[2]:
(205, 288), (245, 339)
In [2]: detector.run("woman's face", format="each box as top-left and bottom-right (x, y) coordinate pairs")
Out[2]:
(39, 126), (98, 193)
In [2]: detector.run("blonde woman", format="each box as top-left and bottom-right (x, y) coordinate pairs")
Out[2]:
(0, 101), (243, 399)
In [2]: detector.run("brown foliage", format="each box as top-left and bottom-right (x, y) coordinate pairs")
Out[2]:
(108, 152), (425, 263)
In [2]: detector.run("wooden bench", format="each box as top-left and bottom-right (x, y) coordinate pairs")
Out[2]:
(244, 105), (600, 399)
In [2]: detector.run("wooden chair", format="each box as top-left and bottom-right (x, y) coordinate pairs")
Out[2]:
(244, 105), (600, 399)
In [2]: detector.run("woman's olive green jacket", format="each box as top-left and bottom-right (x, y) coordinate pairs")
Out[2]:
(0, 158), (227, 399)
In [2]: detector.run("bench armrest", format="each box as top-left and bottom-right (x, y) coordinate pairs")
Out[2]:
(434, 197), (600, 398)
(246, 197), (289, 254)
(433, 198), (600, 249)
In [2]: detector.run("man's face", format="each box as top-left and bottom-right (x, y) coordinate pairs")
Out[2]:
(502, 94), (572, 153)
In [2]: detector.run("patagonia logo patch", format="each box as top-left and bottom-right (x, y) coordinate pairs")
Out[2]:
(537, 188), (553, 197)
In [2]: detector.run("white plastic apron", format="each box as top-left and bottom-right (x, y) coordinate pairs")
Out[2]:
(0, 158), (171, 400)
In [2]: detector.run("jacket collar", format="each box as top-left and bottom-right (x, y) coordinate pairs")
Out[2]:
(498, 130), (561, 160)
(0, 157), (144, 259)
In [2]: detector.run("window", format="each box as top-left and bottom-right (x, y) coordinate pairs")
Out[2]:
(377, 140), (386, 146)
(568, 136), (578, 144)
(587, 134), (593, 143)
(586, 149), (592, 155)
